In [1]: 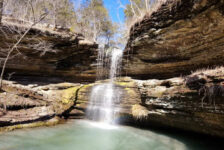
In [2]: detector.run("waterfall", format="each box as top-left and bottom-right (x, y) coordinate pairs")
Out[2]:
(96, 45), (105, 80)
(87, 47), (123, 124)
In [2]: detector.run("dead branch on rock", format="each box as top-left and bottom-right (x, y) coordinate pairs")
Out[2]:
(199, 84), (224, 108)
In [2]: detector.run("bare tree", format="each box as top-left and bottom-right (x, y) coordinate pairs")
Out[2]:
(0, 0), (48, 113)
(0, 0), (3, 24)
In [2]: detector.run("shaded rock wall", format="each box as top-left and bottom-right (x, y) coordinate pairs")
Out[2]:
(124, 0), (224, 79)
(0, 16), (98, 131)
(0, 17), (98, 82)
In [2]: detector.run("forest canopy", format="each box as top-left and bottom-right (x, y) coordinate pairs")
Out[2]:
(0, 0), (165, 47)
(1, 0), (117, 45)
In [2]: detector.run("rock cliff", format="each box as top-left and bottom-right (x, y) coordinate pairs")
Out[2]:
(0, 17), (98, 82)
(124, 0), (224, 79)
(2, 67), (223, 136)
(73, 67), (224, 137)
(0, 16), (99, 131)
(1, 0), (224, 138)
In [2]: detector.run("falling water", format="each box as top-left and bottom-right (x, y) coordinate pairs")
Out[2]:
(96, 45), (105, 80)
(109, 49), (123, 80)
(87, 47), (123, 124)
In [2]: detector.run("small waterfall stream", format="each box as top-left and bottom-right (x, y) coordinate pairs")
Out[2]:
(87, 47), (123, 124)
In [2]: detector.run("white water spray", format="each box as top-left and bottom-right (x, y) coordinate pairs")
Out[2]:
(87, 48), (123, 124)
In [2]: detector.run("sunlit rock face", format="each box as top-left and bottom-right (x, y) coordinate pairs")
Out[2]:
(123, 0), (224, 79)
(0, 17), (98, 82)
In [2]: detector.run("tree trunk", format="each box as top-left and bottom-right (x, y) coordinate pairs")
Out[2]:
(0, 0), (3, 25)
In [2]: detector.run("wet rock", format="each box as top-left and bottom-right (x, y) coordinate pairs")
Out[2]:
(74, 77), (141, 118)
(73, 68), (224, 137)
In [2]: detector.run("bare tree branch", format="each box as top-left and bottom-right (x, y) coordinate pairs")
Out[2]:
(0, 1), (48, 113)
(0, 0), (3, 24)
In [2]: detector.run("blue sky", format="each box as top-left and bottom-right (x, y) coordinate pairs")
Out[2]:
(72, 0), (130, 23)
(103, 0), (129, 23)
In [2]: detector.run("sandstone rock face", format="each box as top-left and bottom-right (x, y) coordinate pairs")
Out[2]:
(135, 78), (224, 137)
(72, 67), (224, 137)
(124, 0), (224, 79)
(1, 67), (223, 136)
(134, 67), (224, 137)
(0, 79), (82, 131)
(0, 17), (98, 82)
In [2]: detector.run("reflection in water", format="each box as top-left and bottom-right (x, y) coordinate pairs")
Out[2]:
(0, 120), (223, 150)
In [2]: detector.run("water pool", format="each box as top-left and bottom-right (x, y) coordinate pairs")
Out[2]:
(0, 120), (223, 150)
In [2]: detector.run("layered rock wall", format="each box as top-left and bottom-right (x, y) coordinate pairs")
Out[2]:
(0, 17), (98, 82)
(0, 79), (82, 131)
(124, 0), (224, 79)
(73, 68), (224, 137)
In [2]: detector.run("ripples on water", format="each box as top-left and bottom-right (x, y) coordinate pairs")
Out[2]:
(0, 120), (223, 150)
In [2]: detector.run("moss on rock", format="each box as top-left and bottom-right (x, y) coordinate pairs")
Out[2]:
(0, 117), (62, 133)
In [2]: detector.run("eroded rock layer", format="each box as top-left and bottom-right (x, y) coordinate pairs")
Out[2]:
(124, 0), (224, 79)
(0, 79), (81, 131)
(72, 67), (224, 137)
(0, 17), (98, 82)
(1, 67), (224, 136)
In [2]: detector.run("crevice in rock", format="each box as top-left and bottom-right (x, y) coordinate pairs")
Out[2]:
(0, 105), (39, 111)
(61, 85), (85, 119)
(0, 115), (55, 127)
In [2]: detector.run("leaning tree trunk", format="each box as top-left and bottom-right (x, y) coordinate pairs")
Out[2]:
(0, 0), (3, 25)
